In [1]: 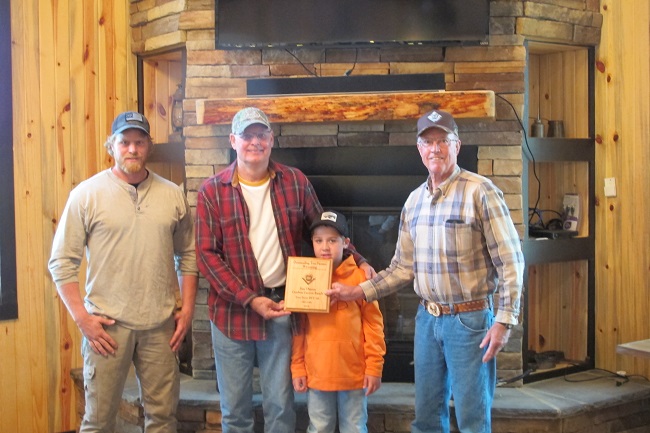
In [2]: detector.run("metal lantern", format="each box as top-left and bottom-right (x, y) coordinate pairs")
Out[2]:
(171, 84), (184, 131)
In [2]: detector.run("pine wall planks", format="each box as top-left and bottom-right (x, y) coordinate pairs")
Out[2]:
(3, 0), (137, 432)
(594, 1), (650, 380)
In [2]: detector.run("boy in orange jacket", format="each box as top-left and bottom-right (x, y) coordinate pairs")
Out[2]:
(291, 210), (386, 433)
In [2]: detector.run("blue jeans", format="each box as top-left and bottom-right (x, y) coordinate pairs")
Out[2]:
(307, 388), (368, 433)
(411, 304), (495, 433)
(211, 317), (296, 433)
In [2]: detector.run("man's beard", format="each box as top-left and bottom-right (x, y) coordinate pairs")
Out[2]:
(119, 158), (144, 173)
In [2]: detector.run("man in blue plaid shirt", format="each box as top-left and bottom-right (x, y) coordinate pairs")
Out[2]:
(328, 109), (525, 433)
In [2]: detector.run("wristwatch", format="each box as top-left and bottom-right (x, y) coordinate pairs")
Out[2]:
(498, 322), (514, 330)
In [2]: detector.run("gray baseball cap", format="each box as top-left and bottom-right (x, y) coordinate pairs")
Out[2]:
(232, 107), (271, 135)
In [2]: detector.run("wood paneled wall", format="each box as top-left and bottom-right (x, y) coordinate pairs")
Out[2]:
(1, 1), (649, 432)
(2, 0), (137, 431)
(594, 1), (650, 378)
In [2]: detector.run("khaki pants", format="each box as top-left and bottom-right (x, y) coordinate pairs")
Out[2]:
(80, 317), (179, 433)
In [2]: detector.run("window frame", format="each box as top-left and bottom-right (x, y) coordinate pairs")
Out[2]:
(0, 0), (18, 321)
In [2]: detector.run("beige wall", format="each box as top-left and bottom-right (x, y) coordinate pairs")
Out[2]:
(1, 1), (649, 432)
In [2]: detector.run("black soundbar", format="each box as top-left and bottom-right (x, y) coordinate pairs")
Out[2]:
(247, 73), (445, 96)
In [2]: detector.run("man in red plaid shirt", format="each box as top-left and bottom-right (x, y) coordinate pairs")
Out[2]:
(195, 107), (375, 433)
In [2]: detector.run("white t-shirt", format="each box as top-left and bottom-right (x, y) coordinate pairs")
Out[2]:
(239, 177), (286, 288)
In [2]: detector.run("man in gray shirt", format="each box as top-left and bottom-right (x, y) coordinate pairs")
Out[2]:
(48, 111), (198, 433)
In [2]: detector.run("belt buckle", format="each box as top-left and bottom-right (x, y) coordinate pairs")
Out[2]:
(426, 301), (441, 317)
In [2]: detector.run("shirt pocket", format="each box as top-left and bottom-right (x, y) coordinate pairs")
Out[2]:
(444, 219), (474, 261)
(221, 214), (245, 243)
(284, 205), (304, 230)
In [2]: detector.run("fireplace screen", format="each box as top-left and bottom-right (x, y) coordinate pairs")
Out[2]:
(343, 212), (416, 343)
(354, 214), (420, 381)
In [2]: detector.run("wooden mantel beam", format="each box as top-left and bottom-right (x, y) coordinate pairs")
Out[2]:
(195, 91), (495, 125)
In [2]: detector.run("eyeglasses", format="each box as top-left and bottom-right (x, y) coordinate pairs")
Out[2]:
(417, 137), (458, 149)
(237, 131), (272, 142)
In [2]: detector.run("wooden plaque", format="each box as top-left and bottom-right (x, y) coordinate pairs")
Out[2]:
(284, 257), (332, 313)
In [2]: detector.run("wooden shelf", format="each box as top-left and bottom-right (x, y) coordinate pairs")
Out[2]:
(527, 44), (591, 138)
(523, 44), (595, 383)
(525, 138), (594, 239)
(526, 138), (595, 162)
(523, 238), (594, 264)
(195, 90), (495, 125)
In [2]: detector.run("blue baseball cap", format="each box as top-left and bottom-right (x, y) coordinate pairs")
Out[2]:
(111, 111), (151, 136)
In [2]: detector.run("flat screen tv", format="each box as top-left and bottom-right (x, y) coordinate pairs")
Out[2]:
(216, 0), (490, 49)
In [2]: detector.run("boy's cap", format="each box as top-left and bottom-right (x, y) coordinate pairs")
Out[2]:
(417, 109), (459, 137)
(232, 107), (271, 135)
(112, 111), (151, 136)
(310, 210), (349, 237)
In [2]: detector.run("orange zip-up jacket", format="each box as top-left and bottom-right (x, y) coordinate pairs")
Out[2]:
(291, 255), (386, 391)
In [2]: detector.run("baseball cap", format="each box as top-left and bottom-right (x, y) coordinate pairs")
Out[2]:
(232, 107), (271, 135)
(416, 109), (459, 137)
(111, 111), (151, 136)
(310, 210), (349, 237)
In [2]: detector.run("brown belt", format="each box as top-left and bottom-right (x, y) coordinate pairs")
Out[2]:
(420, 298), (490, 317)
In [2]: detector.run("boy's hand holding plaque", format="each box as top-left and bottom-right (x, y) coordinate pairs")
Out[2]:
(284, 256), (332, 313)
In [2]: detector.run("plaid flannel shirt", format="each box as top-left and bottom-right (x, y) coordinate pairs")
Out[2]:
(361, 166), (525, 325)
(196, 160), (363, 340)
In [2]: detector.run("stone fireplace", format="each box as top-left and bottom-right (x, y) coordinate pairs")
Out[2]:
(129, 0), (602, 387)
(184, 91), (525, 383)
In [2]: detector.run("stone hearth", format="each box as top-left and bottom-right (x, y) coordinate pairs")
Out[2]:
(71, 368), (650, 433)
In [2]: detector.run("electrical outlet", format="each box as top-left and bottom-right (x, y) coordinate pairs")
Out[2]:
(604, 177), (617, 197)
(563, 194), (580, 231)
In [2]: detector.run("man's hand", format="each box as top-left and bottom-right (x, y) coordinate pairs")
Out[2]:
(479, 322), (511, 363)
(170, 305), (195, 352)
(57, 282), (118, 356)
(326, 282), (365, 304)
(249, 296), (291, 320)
(76, 313), (118, 356)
